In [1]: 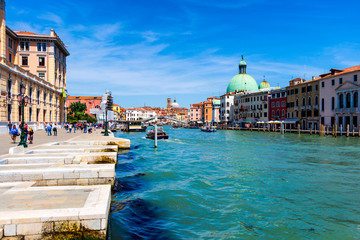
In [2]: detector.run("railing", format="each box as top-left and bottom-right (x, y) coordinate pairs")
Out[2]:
(306, 106), (312, 110)
(301, 106), (306, 110)
(294, 106), (299, 111)
(335, 107), (360, 113)
(313, 105), (319, 109)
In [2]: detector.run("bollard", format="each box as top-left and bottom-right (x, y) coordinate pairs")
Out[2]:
(340, 124), (343, 136)
(353, 125), (355, 137)
(314, 125), (317, 135)
(346, 124), (349, 137)
(298, 124), (301, 135)
(321, 124), (324, 136)
(281, 123), (284, 135)
(263, 125), (265, 132)
(332, 125), (334, 136)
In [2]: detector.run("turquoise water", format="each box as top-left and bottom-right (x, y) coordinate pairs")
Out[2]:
(110, 127), (360, 239)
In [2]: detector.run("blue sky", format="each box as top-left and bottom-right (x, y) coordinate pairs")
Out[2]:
(7, 0), (360, 108)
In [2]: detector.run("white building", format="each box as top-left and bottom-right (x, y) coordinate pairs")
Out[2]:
(89, 91), (114, 123)
(125, 108), (156, 121)
(220, 93), (235, 125)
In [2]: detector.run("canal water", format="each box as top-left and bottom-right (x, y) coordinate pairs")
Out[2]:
(109, 127), (360, 239)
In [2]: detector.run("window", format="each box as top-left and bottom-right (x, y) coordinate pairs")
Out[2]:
(307, 86), (312, 92)
(321, 82), (325, 88)
(339, 94), (343, 108)
(282, 109), (285, 116)
(276, 110), (280, 116)
(315, 85), (318, 91)
(308, 97), (311, 106)
(21, 56), (28, 66)
(37, 43), (47, 52)
(354, 92), (359, 108)
(321, 98), (324, 111)
(276, 101), (280, 107)
(39, 57), (45, 66)
(281, 101), (285, 107)
(302, 98), (305, 106)
(332, 79), (335, 86)
(8, 38), (12, 48)
(354, 75), (358, 82)
(42, 43), (47, 52)
(302, 87), (306, 93)
(331, 97), (335, 110)
(38, 72), (45, 80)
(20, 42), (30, 51)
(339, 78), (343, 84)
(264, 112), (267, 117)
(8, 53), (11, 62)
(296, 98), (299, 106)
(291, 89), (294, 95)
(37, 90), (40, 104)
(272, 110), (275, 116)
(295, 88), (298, 94)
(227, 102), (229, 107)
(272, 102), (275, 107)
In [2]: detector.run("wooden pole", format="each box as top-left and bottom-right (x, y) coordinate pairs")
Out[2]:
(346, 124), (349, 137)
(154, 116), (158, 148)
(335, 124), (337, 137)
(298, 123), (301, 135)
(321, 124), (324, 136)
(352, 125), (354, 137)
(340, 124), (343, 136)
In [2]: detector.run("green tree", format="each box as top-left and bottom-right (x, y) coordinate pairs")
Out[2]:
(69, 102), (87, 115)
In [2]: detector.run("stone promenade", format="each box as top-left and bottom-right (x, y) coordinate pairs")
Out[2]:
(0, 130), (130, 240)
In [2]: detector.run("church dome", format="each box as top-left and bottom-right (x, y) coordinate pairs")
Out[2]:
(227, 74), (258, 93)
(172, 100), (179, 108)
(259, 79), (270, 89)
(226, 56), (258, 93)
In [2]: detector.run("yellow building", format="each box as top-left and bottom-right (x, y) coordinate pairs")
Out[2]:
(0, 0), (69, 132)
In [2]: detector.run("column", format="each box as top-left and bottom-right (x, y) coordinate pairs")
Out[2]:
(350, 92), (354, 108)
(343, 93), (346, 109)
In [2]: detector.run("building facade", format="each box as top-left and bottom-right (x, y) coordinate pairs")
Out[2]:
(286, 78), (320, 130)
(67, 96), (102, 114)
(318, 66), (360, 131)
(269, 88), (287, 121)
(220, 93), (234, 124)
(189, 102), (203, 122)
(0, 1), (69, 132)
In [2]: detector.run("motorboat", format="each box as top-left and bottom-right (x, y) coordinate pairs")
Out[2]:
(146, 129), (169, 139)
(201, 126), (216, 132)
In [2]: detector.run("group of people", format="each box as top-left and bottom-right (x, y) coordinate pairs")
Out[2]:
(64, 122), (92, 133)
(45, 122), (58, 136)
(8, 121), (34, 144)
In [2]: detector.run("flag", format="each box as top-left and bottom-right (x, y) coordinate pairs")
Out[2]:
(62, 88), (67, 98)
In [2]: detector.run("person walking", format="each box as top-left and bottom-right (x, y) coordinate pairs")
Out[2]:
(53, 123), (58, 136)
(73, 123), (76, 133)
(24, 123), (29, 143)
(46, 123), (52, 136)
(28, 127), (34, 144)
(7, 121), (12, 132)
(9, 125), (19, 144)
(68, 124), (72, 133)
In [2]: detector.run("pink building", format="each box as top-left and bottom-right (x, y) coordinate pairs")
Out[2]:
(190, 102), (203, 122)
(67, 96), (102, 114)
(319, 66), (360, 131)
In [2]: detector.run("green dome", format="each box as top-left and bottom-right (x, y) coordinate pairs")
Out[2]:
(226, 74), (258, 93)
(258, 80), (270, 89)
(239, 60), (247, 66)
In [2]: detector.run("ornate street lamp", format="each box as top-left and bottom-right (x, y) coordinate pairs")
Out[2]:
(104, 92), (113, 136)
(17, 82), (29, 148)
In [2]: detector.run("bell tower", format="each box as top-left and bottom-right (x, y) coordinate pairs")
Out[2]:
(0, 0), (6, 59)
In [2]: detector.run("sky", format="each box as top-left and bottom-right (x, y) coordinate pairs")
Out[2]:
(6, 0), (360, 108)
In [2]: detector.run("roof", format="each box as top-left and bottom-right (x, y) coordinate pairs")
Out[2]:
(318, 65), (360, 80)
(67, 96), (102, 100)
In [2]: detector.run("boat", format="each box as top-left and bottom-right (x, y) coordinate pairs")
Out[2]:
(146, 129), (169, 139)
(201, 126), (216, 132)
(122, 121), (147, 132)
(172, 125), (179, 129)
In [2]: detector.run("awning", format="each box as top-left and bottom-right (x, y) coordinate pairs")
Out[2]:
(283, 119), (300, 124)
(256, 121), (265, 124)
(197, 121), (203, 124)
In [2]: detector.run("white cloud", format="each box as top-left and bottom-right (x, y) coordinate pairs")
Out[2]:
(38, 12), (63, 26)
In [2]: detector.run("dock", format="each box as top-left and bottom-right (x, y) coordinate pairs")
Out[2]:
(0, 130), (130, 239)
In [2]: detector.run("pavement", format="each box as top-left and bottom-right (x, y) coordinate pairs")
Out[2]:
(0, 128), (103, 156)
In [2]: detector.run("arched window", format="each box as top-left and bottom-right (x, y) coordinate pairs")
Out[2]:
(282, 109), (285, 116)
(308, 97), (311, 105)
(272, 110), (275, 116)
(339, 94), (344, 108)
(346, 93), (351, 108)
(354, 92), (358, 108)
(276, 110), (280, 116)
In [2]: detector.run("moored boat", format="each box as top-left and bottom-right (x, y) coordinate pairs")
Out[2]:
(146, 129), (169, 139)
(200, 126), (216, 132)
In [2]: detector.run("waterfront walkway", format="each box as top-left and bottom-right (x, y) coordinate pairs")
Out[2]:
(0, 128), (102, 155)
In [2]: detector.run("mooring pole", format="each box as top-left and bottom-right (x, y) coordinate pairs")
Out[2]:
(154, 116), (158, 148)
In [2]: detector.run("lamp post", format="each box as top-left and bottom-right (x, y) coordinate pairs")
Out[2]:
(104, 92), (113, 136)
(17, 82), (29, 148)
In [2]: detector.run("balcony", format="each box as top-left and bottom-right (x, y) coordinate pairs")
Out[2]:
(335, 107), (360, 113)
(294, 106), (299, 111)
(301, 106), (306, 110)
(313, 105), (319, 110)
(306, 105), (312, 110)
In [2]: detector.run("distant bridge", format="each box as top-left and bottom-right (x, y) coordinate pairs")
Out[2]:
(142, 116), (187, 125)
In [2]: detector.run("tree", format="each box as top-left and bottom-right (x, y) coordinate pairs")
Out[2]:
(69, 102), (87, 115)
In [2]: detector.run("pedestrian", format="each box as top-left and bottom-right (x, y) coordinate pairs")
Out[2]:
(73, 123), (76, 133)
(24, 123), (29, 143)
(9, 125), (19, 144)
(68, 124), (72, 133)
(65, 123), (68, 133)
(28, 127), (34, 144)
(46, 123), (52, 136)
(53, 123), (57, 136)
(7, 121), (12, 132)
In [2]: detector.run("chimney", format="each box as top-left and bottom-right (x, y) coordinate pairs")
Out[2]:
(50, 29), (56, 37)
(312, 76), (315, 80)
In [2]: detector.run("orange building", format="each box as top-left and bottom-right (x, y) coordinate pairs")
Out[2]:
(67, 96), (102, 114)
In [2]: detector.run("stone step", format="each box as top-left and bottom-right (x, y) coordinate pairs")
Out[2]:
(0, 182), (110, 240)
(0, 163), (115, 186)
(0, 156), (75, 165)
